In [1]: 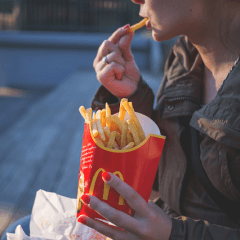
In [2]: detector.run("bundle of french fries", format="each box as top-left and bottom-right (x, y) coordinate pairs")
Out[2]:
(79, 99), (146, 151)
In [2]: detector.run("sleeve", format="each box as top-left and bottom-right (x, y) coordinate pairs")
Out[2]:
(169, 217), (240, 240)
(91, 76), (155, 118)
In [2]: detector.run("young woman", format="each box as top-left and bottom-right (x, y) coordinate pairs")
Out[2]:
(78, 0), (240, 239)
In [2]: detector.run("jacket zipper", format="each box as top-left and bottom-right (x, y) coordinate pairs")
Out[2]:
(165, 96), (201, 106)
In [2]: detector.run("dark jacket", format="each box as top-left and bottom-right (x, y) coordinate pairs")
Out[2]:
(91, 36), (240, 239)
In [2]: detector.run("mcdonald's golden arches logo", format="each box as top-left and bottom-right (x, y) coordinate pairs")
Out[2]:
(89, 168), (124, 205)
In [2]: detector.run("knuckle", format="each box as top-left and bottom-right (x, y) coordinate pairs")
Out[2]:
(102, 39), (110, 48)
(96, 72), (104, 83)
(111, 51), (118, 59)
(139, 225), (151, 238)
(107, 210), (119, 223)
(89, 198), (99, 211)
(110, 62), (119, 69)
(111, 175), (121, 188)
(127, 191), (139, 202)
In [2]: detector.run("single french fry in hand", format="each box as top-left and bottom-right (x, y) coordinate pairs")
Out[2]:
(101, 109), (106, 128)
(106, 103), (111, 129)
(79, 106), (87, 120)
(122, 101), (146, 141)
(107, 131), (117, 149)
(122, 142), (134, 150)
(111, 115), (123, 133)
(119, 98), (127, 121)
(96, 118), (106, 141)
(127, 119), (141, 146)
(121, 120), (128, 149)
(129, 18), (148, 32)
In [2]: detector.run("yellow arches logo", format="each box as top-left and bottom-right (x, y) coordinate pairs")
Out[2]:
(89, 168), (124, 205)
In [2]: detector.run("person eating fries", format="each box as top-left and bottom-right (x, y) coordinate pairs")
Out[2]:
(78, 0), (240, 239)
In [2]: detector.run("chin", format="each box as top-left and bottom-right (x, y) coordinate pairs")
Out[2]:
(152, 29), (177, 42)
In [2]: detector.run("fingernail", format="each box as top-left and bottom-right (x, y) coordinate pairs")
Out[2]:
(122, 24), (130, 30)
(102, 172), (111, 182)
(81, 194), (90, 204)
(79, 215), (87, 225)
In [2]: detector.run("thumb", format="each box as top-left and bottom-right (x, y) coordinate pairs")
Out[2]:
(118, 31), (135, 61)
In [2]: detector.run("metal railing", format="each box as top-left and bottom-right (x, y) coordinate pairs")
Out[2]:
(0, 0), (142, 33)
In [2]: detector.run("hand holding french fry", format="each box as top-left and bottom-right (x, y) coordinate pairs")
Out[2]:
(93, 24), (140, 98)
(79, 99), (146, 151)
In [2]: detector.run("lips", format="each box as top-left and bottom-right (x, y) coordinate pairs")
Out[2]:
(146, 18), (151, 29)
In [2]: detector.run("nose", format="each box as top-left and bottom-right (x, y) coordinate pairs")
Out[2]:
(131, 0), (144, 4)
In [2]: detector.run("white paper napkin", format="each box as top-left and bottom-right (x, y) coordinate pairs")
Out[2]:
(7, 190), (108, 240)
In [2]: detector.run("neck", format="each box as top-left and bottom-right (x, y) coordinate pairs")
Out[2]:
(186, 1), (240, 86)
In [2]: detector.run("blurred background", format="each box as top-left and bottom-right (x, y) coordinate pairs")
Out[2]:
(0, 0), (177, 238)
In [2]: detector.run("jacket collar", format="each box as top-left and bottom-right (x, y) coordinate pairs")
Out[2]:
(158, 36), (240, 148)
(190, 59), (240, 149)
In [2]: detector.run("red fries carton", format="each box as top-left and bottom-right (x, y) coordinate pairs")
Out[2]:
(76, 111), (165, 221)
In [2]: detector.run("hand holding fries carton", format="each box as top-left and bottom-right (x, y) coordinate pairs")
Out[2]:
(76, 99), (165, 221)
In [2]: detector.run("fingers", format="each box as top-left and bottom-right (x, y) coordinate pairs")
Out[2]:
(81, 194), (140, 234)
(93, 40), (123, 68)
(108, 24), (131, 45)
(79, 215), (128, 240)
(97, 62), (125, 82)
(95, 51), (125, 73)
(93, 25), (134, 69)
(109, 25), (135, 62)
(102, 173), (149, 217)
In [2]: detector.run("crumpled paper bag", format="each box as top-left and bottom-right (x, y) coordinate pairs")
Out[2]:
(7, 189), (109, 240)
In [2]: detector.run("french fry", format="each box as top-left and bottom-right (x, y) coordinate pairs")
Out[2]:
(107, 131), (117, 149)
(106, 103), (111, 129)
(111, 115), (123, 133)
(122, 142), (134, 150)
(121, 120), (128, 149)
(95, 138), (105, 147)
(127, 119), (141, 146)
(113, 140), (120, 150)
(115, 132), (121, 147)
(91, 120), (99, 138)
(86, 108), (92, 124)
(129, 102), (133, 109)
(79, 106), (87, 120)
(96, 118), (106, 141)
(127, 130), (134, 145)
(122, 101), (146, 142)
(96, 110), (101, 119)
(129, 18), (148, 33)
(101, 109), (106, 127)
(103, 126), (111, 139)
(119, 98), (127, 121)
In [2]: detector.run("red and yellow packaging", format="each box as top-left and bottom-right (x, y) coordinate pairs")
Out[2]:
(76, 112), (165, 221)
